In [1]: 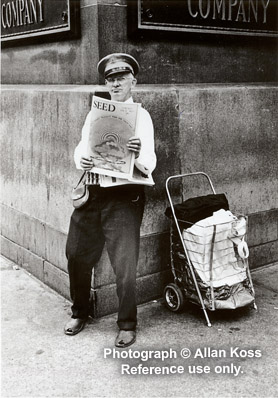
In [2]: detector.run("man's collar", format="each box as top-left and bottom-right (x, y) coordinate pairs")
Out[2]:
(125, 97), (134, 103)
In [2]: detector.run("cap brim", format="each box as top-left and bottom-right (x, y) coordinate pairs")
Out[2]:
(105, 69), (133, 78)
(97, 53), (139, 77)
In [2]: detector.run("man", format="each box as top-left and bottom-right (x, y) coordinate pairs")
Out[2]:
(64, 53), (156, 348)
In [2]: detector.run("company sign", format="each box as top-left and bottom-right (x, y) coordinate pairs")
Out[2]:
(1, 0), (80, 43)
(133, 0), (278, 37)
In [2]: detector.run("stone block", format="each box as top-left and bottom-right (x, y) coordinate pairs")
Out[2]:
(249, 241), (278, 270)
(247, 210), (278, 247)
(178, 86), (278, 214)
(0, 236), (44, 281)
(43, 261), (71, 301)
(0, 204), (46, 259)
(44, 225), (68, 273)
(0, 204), (68, 273)
(137, 232), (170, 277)
(1, 88), (91, 233)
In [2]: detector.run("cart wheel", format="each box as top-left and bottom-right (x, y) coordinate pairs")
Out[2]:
(164, 283), (184, 312)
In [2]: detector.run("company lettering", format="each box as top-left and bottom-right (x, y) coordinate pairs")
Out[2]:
(1, 0), (44, 29)
(187, 0), (271, 23)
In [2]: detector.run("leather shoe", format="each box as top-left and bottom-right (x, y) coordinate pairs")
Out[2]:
(115, 330), (136, 348)
(64, 318), (87, 336)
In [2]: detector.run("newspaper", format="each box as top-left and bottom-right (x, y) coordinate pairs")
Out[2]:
(99, 167), (154, 187)
(87, 95), (141, 180)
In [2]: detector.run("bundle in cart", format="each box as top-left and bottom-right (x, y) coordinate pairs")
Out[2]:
(164, 173), (256, 326)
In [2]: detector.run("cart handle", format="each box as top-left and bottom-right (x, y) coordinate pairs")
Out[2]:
(166, 172), (216, 229)
(166, 172), (216, 199)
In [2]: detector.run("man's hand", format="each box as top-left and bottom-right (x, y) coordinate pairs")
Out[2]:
(80, 156), (94, 171)
(127, 137), (141, 159)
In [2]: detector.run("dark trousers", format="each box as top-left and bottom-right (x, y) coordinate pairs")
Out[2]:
(66, 185), (145, 331)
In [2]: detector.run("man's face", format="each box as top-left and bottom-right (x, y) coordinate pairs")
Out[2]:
(105, 72), (137, 102)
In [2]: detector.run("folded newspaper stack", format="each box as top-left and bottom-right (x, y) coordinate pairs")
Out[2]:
(182, 209), (248, 288)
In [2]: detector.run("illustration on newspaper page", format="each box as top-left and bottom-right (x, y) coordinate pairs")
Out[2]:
(87, 95), (141, 179)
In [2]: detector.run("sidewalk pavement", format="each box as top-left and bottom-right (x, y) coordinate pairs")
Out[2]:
(1, 255), (278, 398)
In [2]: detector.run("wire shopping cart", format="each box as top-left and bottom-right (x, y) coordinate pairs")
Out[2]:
(164, 172), (256, 327)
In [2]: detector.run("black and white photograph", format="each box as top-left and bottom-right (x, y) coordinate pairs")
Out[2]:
(1, 1), (278, 397)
